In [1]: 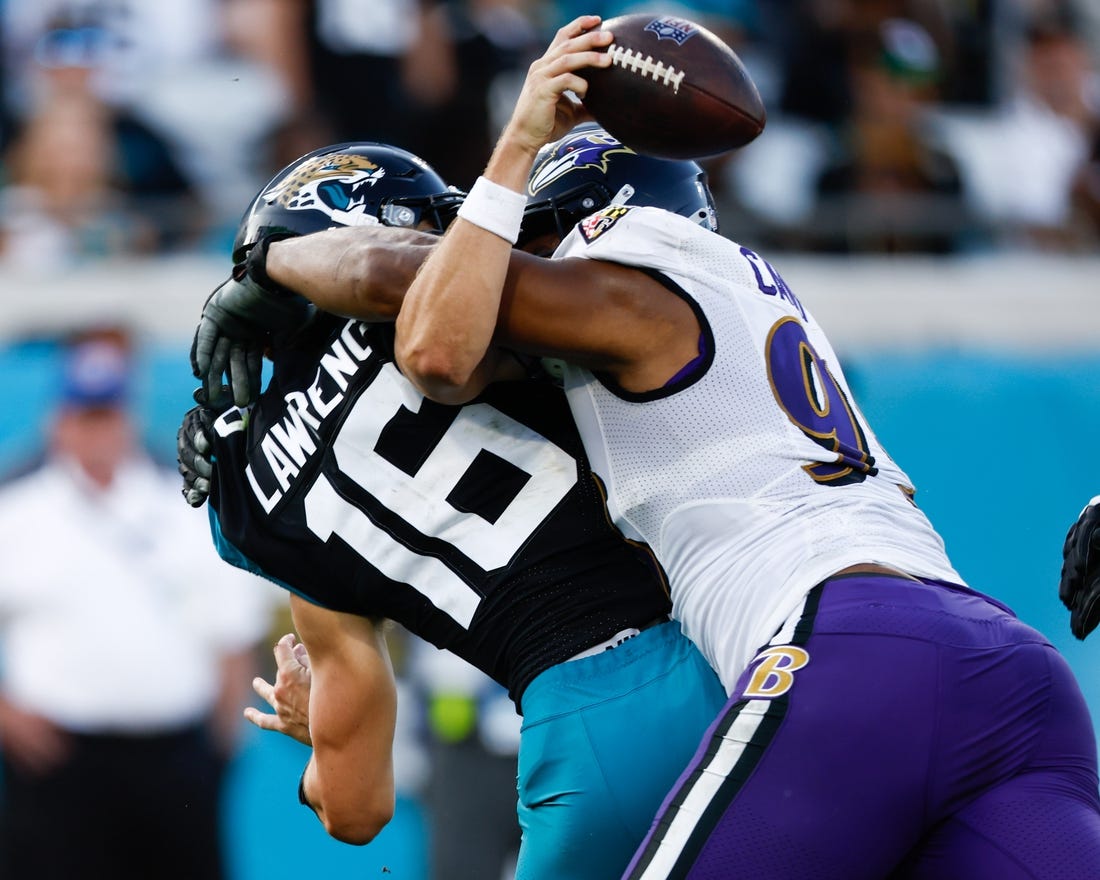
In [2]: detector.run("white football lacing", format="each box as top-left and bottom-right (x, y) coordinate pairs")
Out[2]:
(606, 44), (685, 94)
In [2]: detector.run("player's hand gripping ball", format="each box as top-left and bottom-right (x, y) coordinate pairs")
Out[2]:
(582, 13), (766, 159)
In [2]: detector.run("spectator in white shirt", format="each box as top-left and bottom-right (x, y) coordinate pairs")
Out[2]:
(0, 325), (279, 880)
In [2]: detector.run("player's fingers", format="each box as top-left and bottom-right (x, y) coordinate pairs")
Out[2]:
(562, 72), (595, 102)
(243, 706), (280, 731)
(205, 336), (232, 407)
(555, 28), (613, 57)
(547, 70), (598, 103)
(549, 99), (592, 143)
(292, 642), (310, 668)
(183, 487), (208, 508)
(525, 56), (601, 102)
(533, 27), (611, 81)
(276, 632), (297, 650)
(553, 14), (602, 44)
(252, 676), (276, 706)
(527, 46), (610, 106)
(192, 426), (212, 461)
(572, 27), (614, 50)
(273, 633), (304, 670)
(179, 439), (213, 480)
(1080, 495), (1100, 518)
(227, 343), (248, 407)
(210, 334), (231, 376)
(246, 342), (264, 403)
(192, 324), (215, 381)
(181, 471), (210, 498)
(177, 422), (192, 462)
(548, 47), (613, 80)
(537, 35), (613, 77)
(569, 100), (596, 126)
(1083, 507), (1100, 569)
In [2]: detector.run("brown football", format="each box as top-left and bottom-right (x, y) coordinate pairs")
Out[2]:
(581, 13), (766, 159)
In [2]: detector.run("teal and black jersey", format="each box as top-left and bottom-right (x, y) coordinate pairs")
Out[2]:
(206, 316), (670, 707)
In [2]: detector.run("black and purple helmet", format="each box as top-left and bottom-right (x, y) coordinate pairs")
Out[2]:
(520, 124), (718, 246)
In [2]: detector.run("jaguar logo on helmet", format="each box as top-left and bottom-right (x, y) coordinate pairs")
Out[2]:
(263, 152), (388, 227)
(528, 131), (636, 196)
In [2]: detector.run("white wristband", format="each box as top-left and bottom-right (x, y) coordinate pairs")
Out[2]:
(457, 176), (527, 244)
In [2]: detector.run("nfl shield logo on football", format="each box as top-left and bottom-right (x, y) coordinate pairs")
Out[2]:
(644, 17), (698, 45)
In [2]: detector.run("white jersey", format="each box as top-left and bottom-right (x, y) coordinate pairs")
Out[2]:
(0, 455), (279, 731)
(553, 206), (963, 691)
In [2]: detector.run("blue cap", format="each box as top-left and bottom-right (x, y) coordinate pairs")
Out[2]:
(61, 338), (130, 407)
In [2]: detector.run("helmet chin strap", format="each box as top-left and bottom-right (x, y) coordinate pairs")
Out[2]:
(346, 213), (383, 227)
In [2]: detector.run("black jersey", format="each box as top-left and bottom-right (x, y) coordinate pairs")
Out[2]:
(206, 317), (670, 707)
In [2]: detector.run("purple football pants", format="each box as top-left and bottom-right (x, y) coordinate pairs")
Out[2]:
(624, 573), (1100, 879)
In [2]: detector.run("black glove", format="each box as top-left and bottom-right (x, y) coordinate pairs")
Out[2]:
(1059, 496), (1100, 640)
(190, 235), (312, 407)
(177, 392), (220, 508)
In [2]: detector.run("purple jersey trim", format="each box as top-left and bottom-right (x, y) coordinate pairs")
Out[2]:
(666, 334), (708, 387)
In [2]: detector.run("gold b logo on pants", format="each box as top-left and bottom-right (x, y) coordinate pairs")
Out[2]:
(742, 646), (810, 699)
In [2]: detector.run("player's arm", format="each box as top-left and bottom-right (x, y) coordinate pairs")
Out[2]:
(494, 251), (700, 393)
(205, 11), (698, 405)
(392, 15), (697, 403)
(192, 225), (440, 407)
(254, 212), (698, 402)
(392, 15), (604, 403)
(261, 225), (699, 402)
(264, 225), (438, 322)
(285, 594), (397, 844)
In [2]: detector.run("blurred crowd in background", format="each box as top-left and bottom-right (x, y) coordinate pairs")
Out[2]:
(0, 0), (1097, 271)
(0, 2), (1098, 878)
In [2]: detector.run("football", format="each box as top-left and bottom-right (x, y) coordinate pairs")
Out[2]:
(581, 13), (766, 159)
